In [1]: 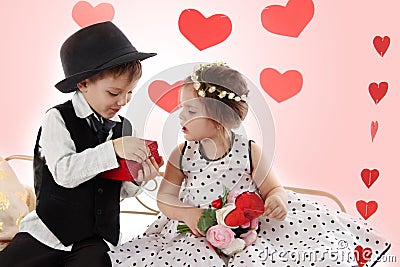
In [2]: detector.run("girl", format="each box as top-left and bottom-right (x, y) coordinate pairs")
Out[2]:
(109, 63), (390, 266)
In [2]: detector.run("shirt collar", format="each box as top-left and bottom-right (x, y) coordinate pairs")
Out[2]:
(71, 91), (121, 123)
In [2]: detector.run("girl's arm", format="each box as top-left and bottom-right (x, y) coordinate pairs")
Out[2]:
(157, 144), (204, 236)
(251, 142), (288, 221)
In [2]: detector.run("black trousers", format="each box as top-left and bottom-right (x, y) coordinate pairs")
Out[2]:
(0, 232), (111, 267)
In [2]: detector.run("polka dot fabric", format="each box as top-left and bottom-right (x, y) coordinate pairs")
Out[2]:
(109, 134), (390, 266)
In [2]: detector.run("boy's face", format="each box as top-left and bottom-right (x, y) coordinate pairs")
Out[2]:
(77, 73), (138, 119)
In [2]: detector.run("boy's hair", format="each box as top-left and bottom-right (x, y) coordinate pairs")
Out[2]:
(184, 65), (249, 130)
(87, 61), (142, 83)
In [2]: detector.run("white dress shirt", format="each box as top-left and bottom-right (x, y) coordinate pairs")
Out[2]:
(19, 91), (142, 251)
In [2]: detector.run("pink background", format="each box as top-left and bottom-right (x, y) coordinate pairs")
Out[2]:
(1, 0), (399, 264)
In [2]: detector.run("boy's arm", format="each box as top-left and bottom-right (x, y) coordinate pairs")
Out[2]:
(40, 108), (119, 188)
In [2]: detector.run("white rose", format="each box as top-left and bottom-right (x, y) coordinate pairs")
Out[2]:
(215, 204), (236, 228)
(221, 238), (246, 256)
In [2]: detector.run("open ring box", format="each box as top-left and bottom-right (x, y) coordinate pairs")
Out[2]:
(100, 140), (162, 181)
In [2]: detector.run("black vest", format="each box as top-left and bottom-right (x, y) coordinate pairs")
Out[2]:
(34, 100), (132, 246)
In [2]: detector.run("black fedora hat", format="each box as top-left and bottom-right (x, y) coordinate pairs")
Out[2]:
(55, 21), (156, 93)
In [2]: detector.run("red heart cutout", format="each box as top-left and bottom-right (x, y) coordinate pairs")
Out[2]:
(224, 192), (264, 227)
(361, 169), (379, 189)
(178, 9), (232, 50)
(148, 80), (183, 113)
(261, 0), (314, 37)
(369, 82), (388, 105)
(72, 1), (114, 28)
(356, 200), (378, 220)
(373, 36), (390, 57)
(354, 245), (373, 267)
(371, 121), (378, 142)
(260, 68), (303, 103)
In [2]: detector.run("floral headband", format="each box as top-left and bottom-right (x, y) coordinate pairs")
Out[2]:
(190, 62), (248, 103)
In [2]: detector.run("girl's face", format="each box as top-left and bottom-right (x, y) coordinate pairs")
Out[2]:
(77, 73), (138, 119)
(179, 85), (219, 141)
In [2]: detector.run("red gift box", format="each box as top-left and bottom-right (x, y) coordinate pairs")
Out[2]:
(100, 140), (161, 181)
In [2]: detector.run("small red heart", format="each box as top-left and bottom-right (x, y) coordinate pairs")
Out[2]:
(224, 192), (264, 227)
(369, 82), (388, 105)
(373, 36), (390, 57)
(178, 9), (232, 50)
(354, 245), (373, 267)
(370, 121), (378, 142)
(72, 1), (114, 28)
(261, 0), (314, 37)
(356, 200), (378, 220)
(260, 68), (303, 103)
(361, 169), (379, 189)
(148, 80), (183, 113)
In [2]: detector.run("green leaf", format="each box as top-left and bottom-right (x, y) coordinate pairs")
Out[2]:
(221, 186), (230, 206)
(197, 208), (217, 233)
(177, 223), (191, 234)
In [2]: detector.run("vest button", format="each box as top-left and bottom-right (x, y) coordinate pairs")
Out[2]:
(97, 188), (104, 194)
(96, 209), (102, 215)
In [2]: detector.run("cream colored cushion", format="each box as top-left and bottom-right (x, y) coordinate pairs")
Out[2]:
(0, 157), (35, 250)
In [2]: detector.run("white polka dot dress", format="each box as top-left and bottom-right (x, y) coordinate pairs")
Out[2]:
(109, 134), (391, 267)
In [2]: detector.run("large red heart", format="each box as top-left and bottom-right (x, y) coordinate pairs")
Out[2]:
(373, 36), (390, 57)
(354, 245), (372, 267)
(260, 68), (303, 103)
(356, 200), (378, 220)
(361, 169), (379, 189)
(224, 192), (264, 227)
(178, 9), (232, 50)
(148, 80), (183, 113)
(72, 1), (114, 28)
(261, 0), (314, 37)
(369, 82), (388, 105)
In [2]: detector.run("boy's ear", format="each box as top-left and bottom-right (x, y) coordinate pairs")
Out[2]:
(77, 80), (88, 92)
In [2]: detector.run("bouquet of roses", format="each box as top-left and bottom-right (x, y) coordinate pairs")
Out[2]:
(177, 188), (265, 256)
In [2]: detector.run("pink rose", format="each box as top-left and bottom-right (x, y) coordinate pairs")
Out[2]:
(240, 230), (258, 247)
(250, 218), (259, 229)
(206, 225), (235, 249)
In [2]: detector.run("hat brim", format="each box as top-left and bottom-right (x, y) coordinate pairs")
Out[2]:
(55, 51), (156, 93)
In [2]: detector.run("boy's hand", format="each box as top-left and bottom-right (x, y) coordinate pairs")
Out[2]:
(112, 136), (149, 163)
(136, 156), (164, 183)
(263, 194), (287, 221)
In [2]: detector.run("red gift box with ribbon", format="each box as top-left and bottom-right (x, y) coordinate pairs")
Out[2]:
(100, 140), (161, 181)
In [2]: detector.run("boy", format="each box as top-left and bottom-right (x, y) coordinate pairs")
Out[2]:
(0, 21), (162, 266)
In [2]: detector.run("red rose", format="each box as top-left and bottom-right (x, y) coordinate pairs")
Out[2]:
(212, 198), (223, 209)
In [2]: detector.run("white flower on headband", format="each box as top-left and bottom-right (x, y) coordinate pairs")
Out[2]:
(193, 81), (201, 90)
(198, 90), (206, 97)
(190, 62), (248, 103)
(219, 91), (227, 98)
(208, 86), (216, 93)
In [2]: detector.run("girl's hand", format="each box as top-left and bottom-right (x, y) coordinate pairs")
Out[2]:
(181, 208), (204, 237)
(263, 194), (287, 221)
